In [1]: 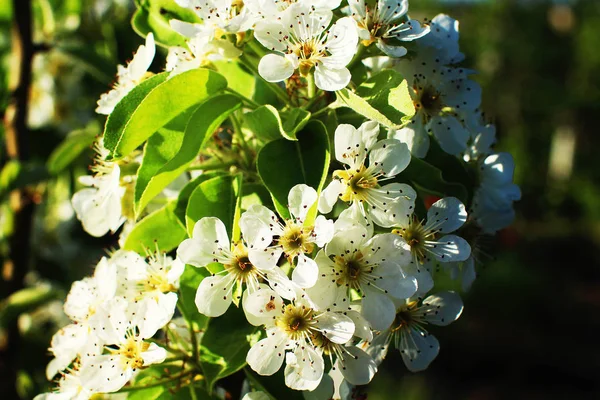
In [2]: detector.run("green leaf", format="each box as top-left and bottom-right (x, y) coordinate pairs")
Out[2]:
(245, 105), (310, 142)
(396, 156), (469, 205)
(122, 201), (187, 254)
(0, 286), (61, 328)
(214, 60), (254, 99)
(135, 94), (242, 216)
(47, 125), (98, 174)
(256, 121), (330, 220)
(174, 172), (226, 224)
(104, 68), (227, 159)
(177, 264), (210, 332)
(131, 0), (200, 48)
(200, 306), (258, 392)
(0, 161), (50, 201)
(134, 112), (190, 217)
(244, 369), (303, 400)
(333, 69), (415, 128)
(185, 175), (238, 237)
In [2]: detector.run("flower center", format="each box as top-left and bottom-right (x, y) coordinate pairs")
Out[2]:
(140, 272), (175, 294)
(279, 222), (314, 258)
(225, 242), (257, 281)
(115, 335), (149, 370)
(390, 301), (419, 332)
(413, 84), (443, 117)
(276, 304), (315, 341)
(333, 252), (369, 290)
(310, 331), (335, 355)
(393, 220), (431, 263)
(334, 165), (380, 203)
(292, 39), (325, 76)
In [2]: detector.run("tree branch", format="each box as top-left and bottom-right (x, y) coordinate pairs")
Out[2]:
(0, 0), (36, 397)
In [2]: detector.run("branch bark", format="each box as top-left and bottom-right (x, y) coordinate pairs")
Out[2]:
(0, 0), (35, 397)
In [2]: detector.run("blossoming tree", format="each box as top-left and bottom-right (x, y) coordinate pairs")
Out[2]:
(35, 0), (520, 398)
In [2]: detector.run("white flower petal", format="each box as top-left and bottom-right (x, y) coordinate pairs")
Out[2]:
(292, 254), (319, 288)
(427, 234), (471, 263)
(141, 342), (167, 365)
(368, 139), (411, 177)
(337, 346), (377, 385)
(258, 53), (295, 82)
(361, 285), (396, 331)
(288, 184), (318, 223)
(80, 355), (132, 393)
(195, 274), (234, 317)
(243, 287), (283, 326)
(314, 64), (351, 91)
(191, 216), (230, 245)
(313, 215), (334, 247)
(284, 346), (324, 391)
(429, 115), (469, 156)
(316, 312), (354, 344)
(425, 197), (467, 233)
(239, 215), (273, 250)
(398, 328), (440, 372)
(389, 117), (430, 158)
(246, 331), (288, 375)
(345, 310), (372, 341)
(318, 179), (345, 214)
(420, 291), (464, 326)
(248, 247), (283, 271)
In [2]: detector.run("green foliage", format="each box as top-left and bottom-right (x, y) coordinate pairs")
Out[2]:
(47, 125), (98, 174)
(122, 201), (187, 253)
(257, 121), (330, 220)
(199, 306), (258, 392)
(103, 69), (227, 159)
(333, 69), (415, 128)
(0, 161), (50, 201)
(185, 175), (240, 237)
(135, 94), (242, 216)
(177, 265), (211, 332)
(245, 105), (311, 142)
(132, 0), (200, 47)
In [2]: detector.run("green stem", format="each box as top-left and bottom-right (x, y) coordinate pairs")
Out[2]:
(224, 87), (260, 110)
(306, 73), (316, 100)
(311, 105), (331, 118)
(231, 113), (253, 169)
(115, 369), (195, 393)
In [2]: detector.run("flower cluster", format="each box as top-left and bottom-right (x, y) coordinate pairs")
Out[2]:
(40, 0), (520, 398)
(40, 251), (183, 399)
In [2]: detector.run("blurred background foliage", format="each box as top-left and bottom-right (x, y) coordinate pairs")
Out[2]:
(0, 0), (599, 399)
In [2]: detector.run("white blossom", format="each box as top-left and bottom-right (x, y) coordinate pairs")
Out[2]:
(177, 217), (296, 317)
(472, 152), (521, 233)
(71, 141), (127, 237)
(307, 224), (416, 331)
(246, 0), (341, 19)
(254, 3), (358, 91)
(166, 19), (243, 76)
(392, 197), (471, 296)
(80, 297), (167, 394)
(348, 0), (429, 57)
(244, 287), (356, 391)
(174, 0), (253, 35)
(319, 121), (415, 228)
(373, 291), (463, 372)
(96, 33), (155, 115)
(240, 184), (333, 288)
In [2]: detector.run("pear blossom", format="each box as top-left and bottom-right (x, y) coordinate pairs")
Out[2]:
(417, 14), (465, 66)
(71, 141), (126, 237)
(319, 121), (415, 228)
(471, 152), (521, 233)
(389, 65), (482, 158)
(177, 217), (296, 317)
(244, 287), (356, 391)
(112, 250), (183, 329)
(391, 197), (471, 296)
(96, 33), (155, 115)
(463, 117), (496, 162)
(307, 224), (417, 331)
(166, 20), (243, 76)
(373, 291), (463, 371)
(254, 3), (358, 91)
(240, 184), (333, 288)
(81, 298), (167, 394)
(348, 0), (429, 57)
(174, 0), (253, 36)
(34, 368), (94, 400)
(245, 0), (341, 19)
